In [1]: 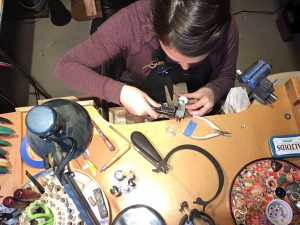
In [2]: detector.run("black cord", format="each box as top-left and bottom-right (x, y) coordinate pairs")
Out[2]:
(232, 6), (284, 16)
(0, 48), (52, 102)
(55, 137), (77, 178)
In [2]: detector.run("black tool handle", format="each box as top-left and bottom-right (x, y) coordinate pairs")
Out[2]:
(131, 131), (162, 163)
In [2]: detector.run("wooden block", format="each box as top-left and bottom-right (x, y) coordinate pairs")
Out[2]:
(285, 76), (300, 130)
(83, 0), (97, 16)
(71, 0), (102, 21)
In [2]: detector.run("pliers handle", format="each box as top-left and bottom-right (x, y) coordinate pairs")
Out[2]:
(190, 116), (231, 140)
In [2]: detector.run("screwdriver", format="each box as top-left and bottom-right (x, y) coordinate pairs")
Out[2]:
(14, 188), (41, 202)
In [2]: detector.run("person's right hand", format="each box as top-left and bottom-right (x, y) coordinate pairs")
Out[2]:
(120, 85), (161, 119)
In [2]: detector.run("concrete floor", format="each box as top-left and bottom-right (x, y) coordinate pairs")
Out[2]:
(0, 0), (299, 109)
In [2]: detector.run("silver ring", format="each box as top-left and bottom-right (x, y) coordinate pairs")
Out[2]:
(290, 192), (300, 201)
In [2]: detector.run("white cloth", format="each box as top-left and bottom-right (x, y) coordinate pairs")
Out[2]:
(223, 87), (250, 114)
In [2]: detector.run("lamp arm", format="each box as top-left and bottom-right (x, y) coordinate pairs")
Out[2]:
(59, 166), (101, 225)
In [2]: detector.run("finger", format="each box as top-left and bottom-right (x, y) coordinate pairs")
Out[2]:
(185, 98), (207, 110)
(181, 92), (203, 99)
(188, 104), (212, 116)
(144, 95), (161, 108)
(145, 106), (160, 119)
(126, 107), (137, 116)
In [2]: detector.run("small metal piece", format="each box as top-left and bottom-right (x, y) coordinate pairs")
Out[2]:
(179, 201), (189, 212)
(175, 96), (187, 121)
(240, 124), (248, 129)
(284, 113), (292, 120)
(88, 196), (96, 207)
(215, 130), (231, 136)
(110, 185), (122, 197)
(290, 192), (300, 201)
(128, 178), (136, 187)
(236, 69), (242, 75)
(114, 170), (125, 181)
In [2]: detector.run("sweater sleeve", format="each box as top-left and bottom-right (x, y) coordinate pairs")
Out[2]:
(55, 4), (137, 104)
(205, 18), (239, 103)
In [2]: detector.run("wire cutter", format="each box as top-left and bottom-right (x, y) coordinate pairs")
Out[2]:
(190, 116), (231, 140)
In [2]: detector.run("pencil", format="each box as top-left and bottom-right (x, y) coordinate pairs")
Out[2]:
(100, 144), (131, 172)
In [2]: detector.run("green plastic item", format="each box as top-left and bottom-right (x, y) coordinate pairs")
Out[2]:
(0, 148), (7, 155)
(0, 125), (14, 135)
(0, 139), (11, 146)
(26, 202), (54, 225)
(0, 166), (8, 174)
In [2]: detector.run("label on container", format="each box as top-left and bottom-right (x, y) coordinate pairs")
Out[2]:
(270, 134), (300, 158)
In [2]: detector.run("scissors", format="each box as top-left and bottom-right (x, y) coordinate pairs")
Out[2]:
(190, 116), (231, 140)
(26, 202), (54, 225)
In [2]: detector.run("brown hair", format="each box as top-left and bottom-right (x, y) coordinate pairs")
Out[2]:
(150, 0), (231, 57)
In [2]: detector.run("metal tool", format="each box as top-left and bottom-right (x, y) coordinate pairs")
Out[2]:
(0, 139), (10, 146)
(0, 117), (13, 125)
(154, 96), (187, 121)
(109, 125), (131, 144)
(25, 170), (45, 194)
(131, 131), (168, 173)
(92, 120), (115, 151)
(190, 116), (231, 140)
(238, 59), (277, 105)
(25, 202), (54, 225)
(100, 144), (131, 172)
(0, 125), (14, 136)
(0, 208), (23, 223)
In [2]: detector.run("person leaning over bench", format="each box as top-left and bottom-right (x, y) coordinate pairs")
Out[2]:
(55, 0), (239, 119)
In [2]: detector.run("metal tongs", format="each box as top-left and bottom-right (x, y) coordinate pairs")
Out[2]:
(154, 96), (188, 121)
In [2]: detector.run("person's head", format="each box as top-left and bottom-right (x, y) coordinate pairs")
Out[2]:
(150, 0), (231, 70)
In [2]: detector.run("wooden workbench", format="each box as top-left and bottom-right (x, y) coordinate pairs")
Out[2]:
(1, 75), (300, 224)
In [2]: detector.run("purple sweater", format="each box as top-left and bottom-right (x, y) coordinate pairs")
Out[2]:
(56, 0), (239, 104)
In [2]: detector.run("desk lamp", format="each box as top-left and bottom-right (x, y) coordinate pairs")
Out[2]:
(25, 99), (100, 225)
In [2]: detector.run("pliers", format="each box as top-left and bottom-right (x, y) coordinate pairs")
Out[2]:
(0, 125), (14, 136)
(0, 117), (13, 125)
(190, 116), (231, 140)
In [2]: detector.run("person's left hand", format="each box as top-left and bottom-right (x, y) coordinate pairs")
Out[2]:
(181, 87), (215, 116)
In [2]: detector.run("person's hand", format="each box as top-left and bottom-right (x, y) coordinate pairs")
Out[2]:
(120, 85), (161, 118)
(181, 87), (215, 116)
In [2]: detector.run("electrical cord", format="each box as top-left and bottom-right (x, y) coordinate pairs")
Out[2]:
(232, 6), (284, 16)
(18, 0), (43, 10)
(54, 137), (77, 178)
(0, 48), (52, 105)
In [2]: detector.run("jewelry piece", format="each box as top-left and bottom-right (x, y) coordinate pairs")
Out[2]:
(234, 209), (246, 223)
(266, 177), (278, 190)
(266, 199), (293, 225)
(232, 192), (248, 215)
(290, 192), (300, 201)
